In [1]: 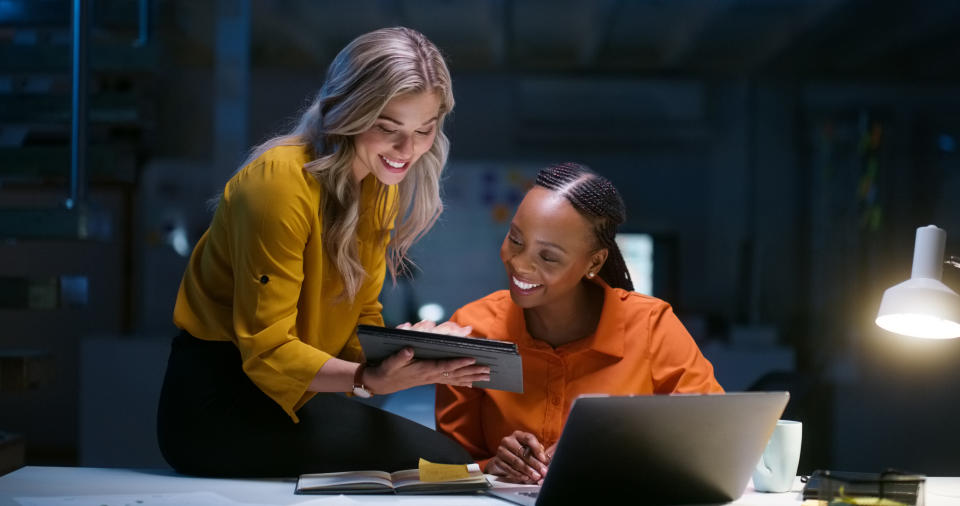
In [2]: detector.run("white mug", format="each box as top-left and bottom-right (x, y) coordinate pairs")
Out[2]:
(752, 419), (802, 493)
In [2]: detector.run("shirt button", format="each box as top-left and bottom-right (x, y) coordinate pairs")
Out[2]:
(259, 275), (269, 284)
(552, 397), (561, 406)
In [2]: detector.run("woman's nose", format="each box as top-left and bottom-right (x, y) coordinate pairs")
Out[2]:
(510, 254), (534, 275)
(394, 134), (414, 157)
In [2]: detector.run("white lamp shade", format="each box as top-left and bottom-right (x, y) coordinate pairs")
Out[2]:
(875, 225), (960, 339)
(876, 278), (960, 339)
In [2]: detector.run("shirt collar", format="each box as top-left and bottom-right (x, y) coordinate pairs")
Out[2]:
(583, 277), (626, 358)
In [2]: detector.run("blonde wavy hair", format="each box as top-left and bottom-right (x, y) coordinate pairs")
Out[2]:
(239, 27), (453, 301)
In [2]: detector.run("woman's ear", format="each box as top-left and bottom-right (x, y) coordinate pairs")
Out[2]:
(588, 248), (609, 277)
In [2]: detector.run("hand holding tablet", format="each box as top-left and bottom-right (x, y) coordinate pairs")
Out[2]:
(357, 324), (524, 393)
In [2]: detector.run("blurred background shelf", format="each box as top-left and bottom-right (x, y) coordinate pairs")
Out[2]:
(0, 0), (157, 469)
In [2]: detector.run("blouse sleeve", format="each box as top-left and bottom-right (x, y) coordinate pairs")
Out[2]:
(434, 310), (494, 467)
(436, 384), (492, 467)
(226, 160), (334, 422)
(647, 302), (725, 394)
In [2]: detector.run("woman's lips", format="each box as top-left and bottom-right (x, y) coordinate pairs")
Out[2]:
(511, 275), (543, 296)
(380, 155), (409, 173)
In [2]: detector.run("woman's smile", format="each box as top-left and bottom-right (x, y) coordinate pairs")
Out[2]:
(511, 275), (544, 296)
(379, 154), (409, 173)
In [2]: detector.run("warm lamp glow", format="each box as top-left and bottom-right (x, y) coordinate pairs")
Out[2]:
(876, 313), (960, 340)
(875, 225), (960, 339)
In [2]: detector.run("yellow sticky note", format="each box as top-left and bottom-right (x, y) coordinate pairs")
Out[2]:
(418, 458), (470, 482)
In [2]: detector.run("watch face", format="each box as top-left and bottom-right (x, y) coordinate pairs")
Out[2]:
(353, 385), (372, 398)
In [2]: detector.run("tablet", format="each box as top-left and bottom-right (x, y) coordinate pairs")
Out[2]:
(356, 324), (523, 393)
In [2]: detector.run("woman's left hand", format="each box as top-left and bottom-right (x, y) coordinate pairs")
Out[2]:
(397, 320), (472, 337)
(485, 431), (550, 484)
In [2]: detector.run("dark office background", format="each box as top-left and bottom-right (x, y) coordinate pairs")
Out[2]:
(1, 0), (959, 477)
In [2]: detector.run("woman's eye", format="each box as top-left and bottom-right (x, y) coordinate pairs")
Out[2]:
(540, 255), (557, 263)
(415, 129), (434, 136)
(377, 125), (397, 134)
(508, 236), (521, 245)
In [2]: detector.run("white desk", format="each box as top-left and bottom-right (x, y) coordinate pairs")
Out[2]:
(0, 467), (958, 505)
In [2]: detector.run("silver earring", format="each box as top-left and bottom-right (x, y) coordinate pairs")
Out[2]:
(587, 272), (595, 278)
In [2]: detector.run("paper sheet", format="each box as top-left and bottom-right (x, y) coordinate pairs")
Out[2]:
(14, 491), (271, 506)
(288, 497), (361, 505)
(417, 458), (471, 482)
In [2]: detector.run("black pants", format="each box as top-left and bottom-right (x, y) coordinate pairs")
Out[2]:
(156, 331), (471, 477)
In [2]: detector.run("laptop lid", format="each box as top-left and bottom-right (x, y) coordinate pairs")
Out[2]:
(535, 391), (789, 505)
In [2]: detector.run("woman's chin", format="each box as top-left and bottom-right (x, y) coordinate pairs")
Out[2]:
(372, 171), (408, 186)
(508, 288), (543, 308)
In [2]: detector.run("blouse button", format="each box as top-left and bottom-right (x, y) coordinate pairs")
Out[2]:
(259, 275), (269, 284)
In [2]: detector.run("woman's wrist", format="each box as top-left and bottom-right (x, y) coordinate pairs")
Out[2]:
(352, 362), (374, 397)
(311, 357), (372, 393)
(361, 363), (386, 395)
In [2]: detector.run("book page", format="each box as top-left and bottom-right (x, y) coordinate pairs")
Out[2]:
(390, 467), (487, 489)
(297, 470), (394, 491)
(389, 468), (424, 487)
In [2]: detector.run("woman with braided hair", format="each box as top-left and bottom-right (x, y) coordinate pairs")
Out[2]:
(435, 162), (723, 484)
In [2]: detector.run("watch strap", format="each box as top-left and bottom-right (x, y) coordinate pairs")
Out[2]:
(353, 362), (372, 396)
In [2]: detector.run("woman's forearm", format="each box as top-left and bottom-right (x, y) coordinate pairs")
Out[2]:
(308, 357), (361, 393)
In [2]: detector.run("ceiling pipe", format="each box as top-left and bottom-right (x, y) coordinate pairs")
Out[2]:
(68, 0), (88, 212)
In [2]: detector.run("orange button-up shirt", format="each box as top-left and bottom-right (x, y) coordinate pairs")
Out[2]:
(435, 280), (724, 468)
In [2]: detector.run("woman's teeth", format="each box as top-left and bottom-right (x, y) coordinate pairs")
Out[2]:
(380, 155), (406, 168)
(513, 277), (542, 290)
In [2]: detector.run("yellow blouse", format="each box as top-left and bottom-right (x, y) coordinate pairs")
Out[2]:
(173, 144), (396, 422)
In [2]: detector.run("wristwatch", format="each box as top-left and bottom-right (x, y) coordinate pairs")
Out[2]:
(352, 362), (373, 398)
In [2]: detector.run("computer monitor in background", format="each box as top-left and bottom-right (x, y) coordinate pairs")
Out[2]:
(615, 232), (679, 305)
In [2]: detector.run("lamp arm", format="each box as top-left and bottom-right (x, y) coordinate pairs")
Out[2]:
(946, 255), (960, 270)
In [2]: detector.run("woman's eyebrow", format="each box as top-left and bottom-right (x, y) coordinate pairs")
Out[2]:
(511, 223), (567, 253)
(377, 114), (439, 126)
(536, 239), (566, 253)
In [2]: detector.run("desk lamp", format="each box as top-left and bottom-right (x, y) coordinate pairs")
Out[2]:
(875, 225), (960, 339)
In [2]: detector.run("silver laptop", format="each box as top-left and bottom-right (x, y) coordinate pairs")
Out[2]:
(487, 391), (789, 505)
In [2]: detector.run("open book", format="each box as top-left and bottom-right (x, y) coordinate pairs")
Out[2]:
(295, 462), (489, 495)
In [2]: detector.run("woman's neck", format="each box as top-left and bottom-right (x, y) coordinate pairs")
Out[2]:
(524, 281), (605, 348)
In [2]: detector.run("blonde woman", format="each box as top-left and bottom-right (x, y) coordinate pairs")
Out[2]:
(157, 27), (488, 477)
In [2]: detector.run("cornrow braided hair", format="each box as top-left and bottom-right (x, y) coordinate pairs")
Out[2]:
(535, 162), (634, 291)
